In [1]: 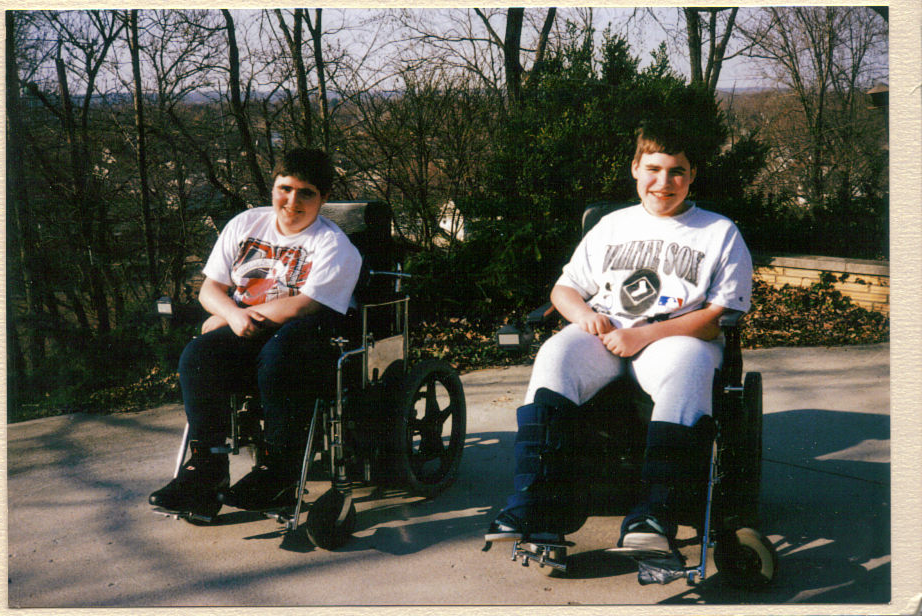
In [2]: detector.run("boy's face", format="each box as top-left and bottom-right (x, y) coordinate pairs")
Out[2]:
(271, 174), (328, 235)
(631, 151), (696, 217)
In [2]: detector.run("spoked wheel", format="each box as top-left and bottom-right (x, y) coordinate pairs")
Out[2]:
(387, 359), (466, 497)
(305, 488), (356, 550)
(714, 527), (778, 589)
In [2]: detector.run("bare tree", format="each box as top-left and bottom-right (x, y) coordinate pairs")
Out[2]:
(343, 65), (496, 250)
(303, 9), (332, 151)
(386, 8), (557, 108)
(222, 9), (268, 200)
(6, 11), (42, 392)
(23, 10), (125, 334)
(737, 6), (888, 207)
(273, 8), (313, 146)
(126, 9), (156, 288)
(683, 8), (739, 94)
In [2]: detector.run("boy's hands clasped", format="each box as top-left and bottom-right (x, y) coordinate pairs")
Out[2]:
(574, 311), (615, 336)
(201, 308), (268, 338)
(575, 311), (650, 358)
(599, 327), (652, 358)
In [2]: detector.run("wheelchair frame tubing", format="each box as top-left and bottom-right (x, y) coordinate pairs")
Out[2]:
(286, 399), (322, 532)
(330, 342), (366, 520)
(173, 423), (191, 478)
(686, 438), (719, 584)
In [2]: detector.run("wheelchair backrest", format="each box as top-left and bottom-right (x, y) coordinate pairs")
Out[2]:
(581, 201), (639, 238)
(320, 200), (399, 304)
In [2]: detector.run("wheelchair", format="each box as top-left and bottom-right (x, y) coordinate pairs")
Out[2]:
(494, 201), (778, 589)
(153, 200), (467, 550)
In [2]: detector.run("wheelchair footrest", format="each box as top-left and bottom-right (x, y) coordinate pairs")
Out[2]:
(606, 546), (673, 559)
(151, 506), (218, 525)
(511, 539), (573, 572)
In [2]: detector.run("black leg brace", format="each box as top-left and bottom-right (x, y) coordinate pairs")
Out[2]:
(640, 416), (716, 527)
(505, 388), (587, 535)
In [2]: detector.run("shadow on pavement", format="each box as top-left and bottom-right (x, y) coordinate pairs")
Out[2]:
(660, 408), (890, 604)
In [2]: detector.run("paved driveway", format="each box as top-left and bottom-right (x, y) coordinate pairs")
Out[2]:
(8, 343), (914, 610)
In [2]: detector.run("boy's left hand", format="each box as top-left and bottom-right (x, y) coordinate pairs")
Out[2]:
(599, 327), (652, 358)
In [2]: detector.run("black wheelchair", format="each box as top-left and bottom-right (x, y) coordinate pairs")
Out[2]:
(153, 200), (467, 550)
(494, 201), (778, 589)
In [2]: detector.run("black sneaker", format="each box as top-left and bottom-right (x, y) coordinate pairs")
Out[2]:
(484, 508), (564, 545)
(218, 463), (300, 511)
(484, 509), (526, 543)
(149, 443), (229, 518)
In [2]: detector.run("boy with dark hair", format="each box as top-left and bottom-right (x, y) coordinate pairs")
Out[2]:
(486, 121), (753, 555)
(149, 148), (362, 520)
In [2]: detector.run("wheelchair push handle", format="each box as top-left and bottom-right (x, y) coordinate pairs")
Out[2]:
(369, 266), (412, 294)
(368, 269), (412, 279)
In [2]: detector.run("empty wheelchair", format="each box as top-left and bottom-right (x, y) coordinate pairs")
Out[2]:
(153, 200), (467, 550)
(495, 201), (777, 589)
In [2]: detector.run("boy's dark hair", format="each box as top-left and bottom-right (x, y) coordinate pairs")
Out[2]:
(633, 120), (702, 170)
(272, 148), (335, 195)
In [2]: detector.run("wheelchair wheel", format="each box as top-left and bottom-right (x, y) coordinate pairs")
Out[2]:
(386, 359), (466, 497)
(714, 527), (778, 589)
(305, 488), (356, 550)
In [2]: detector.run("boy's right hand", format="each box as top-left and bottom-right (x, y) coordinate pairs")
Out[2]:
(227, 307), (268, 338)
(576, 312), (615, 336)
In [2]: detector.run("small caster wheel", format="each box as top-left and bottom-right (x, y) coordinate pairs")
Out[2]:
(714, 527), (778, 589)
(305, 489), (356, 550)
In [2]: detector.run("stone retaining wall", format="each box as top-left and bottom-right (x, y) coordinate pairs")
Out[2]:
(754, 255), (890, 315)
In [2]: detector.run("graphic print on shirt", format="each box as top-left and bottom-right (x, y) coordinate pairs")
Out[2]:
(592, 239), (705, 318)
(231, 238), (313, 306)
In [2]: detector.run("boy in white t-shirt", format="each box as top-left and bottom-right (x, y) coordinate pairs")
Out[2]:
(150, 149), (361, 520)
(485, 121), (753, 555)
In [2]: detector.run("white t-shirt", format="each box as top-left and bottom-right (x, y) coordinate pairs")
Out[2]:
(203, 206), (362, 315)
(556, 203), (752, 329)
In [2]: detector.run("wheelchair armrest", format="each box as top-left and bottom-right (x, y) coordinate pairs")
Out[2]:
(527, 302), (557, 325)
(718, 309), (745, 329)
(719, 310), (745, 387)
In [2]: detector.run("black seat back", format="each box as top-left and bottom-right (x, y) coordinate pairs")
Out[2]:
(320, 200), (399, 305)
(581, 201), (639, 238)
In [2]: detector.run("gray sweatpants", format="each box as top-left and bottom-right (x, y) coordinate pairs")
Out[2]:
(525, 323), (723, 427)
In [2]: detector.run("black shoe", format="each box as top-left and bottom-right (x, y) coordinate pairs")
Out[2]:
(218, 463), (301, 511)
(484, 508), (564, 545)
(149, 442), (229, 518)
(484, 509), (526, 543)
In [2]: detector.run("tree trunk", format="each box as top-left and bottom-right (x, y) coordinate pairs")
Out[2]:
(684, 8), (737, 95)
(305, 9), (330, 151)
(56, 41), (111, 333)
(274, 8), (312, 146)
(128, 10), (157, 290)
(6, 11), (33, 403)
(532, 8), (556, 76)
(503, 9), (524, 106)
(684, 8), (704, 86)
(222, 9), (268, 200)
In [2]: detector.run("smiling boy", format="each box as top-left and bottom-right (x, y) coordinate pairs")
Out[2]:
(150, 148), (361, 521)
(486, 121), (753, 556)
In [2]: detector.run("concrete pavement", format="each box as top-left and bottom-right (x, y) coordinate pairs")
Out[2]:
(7, 343), (902, 609)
